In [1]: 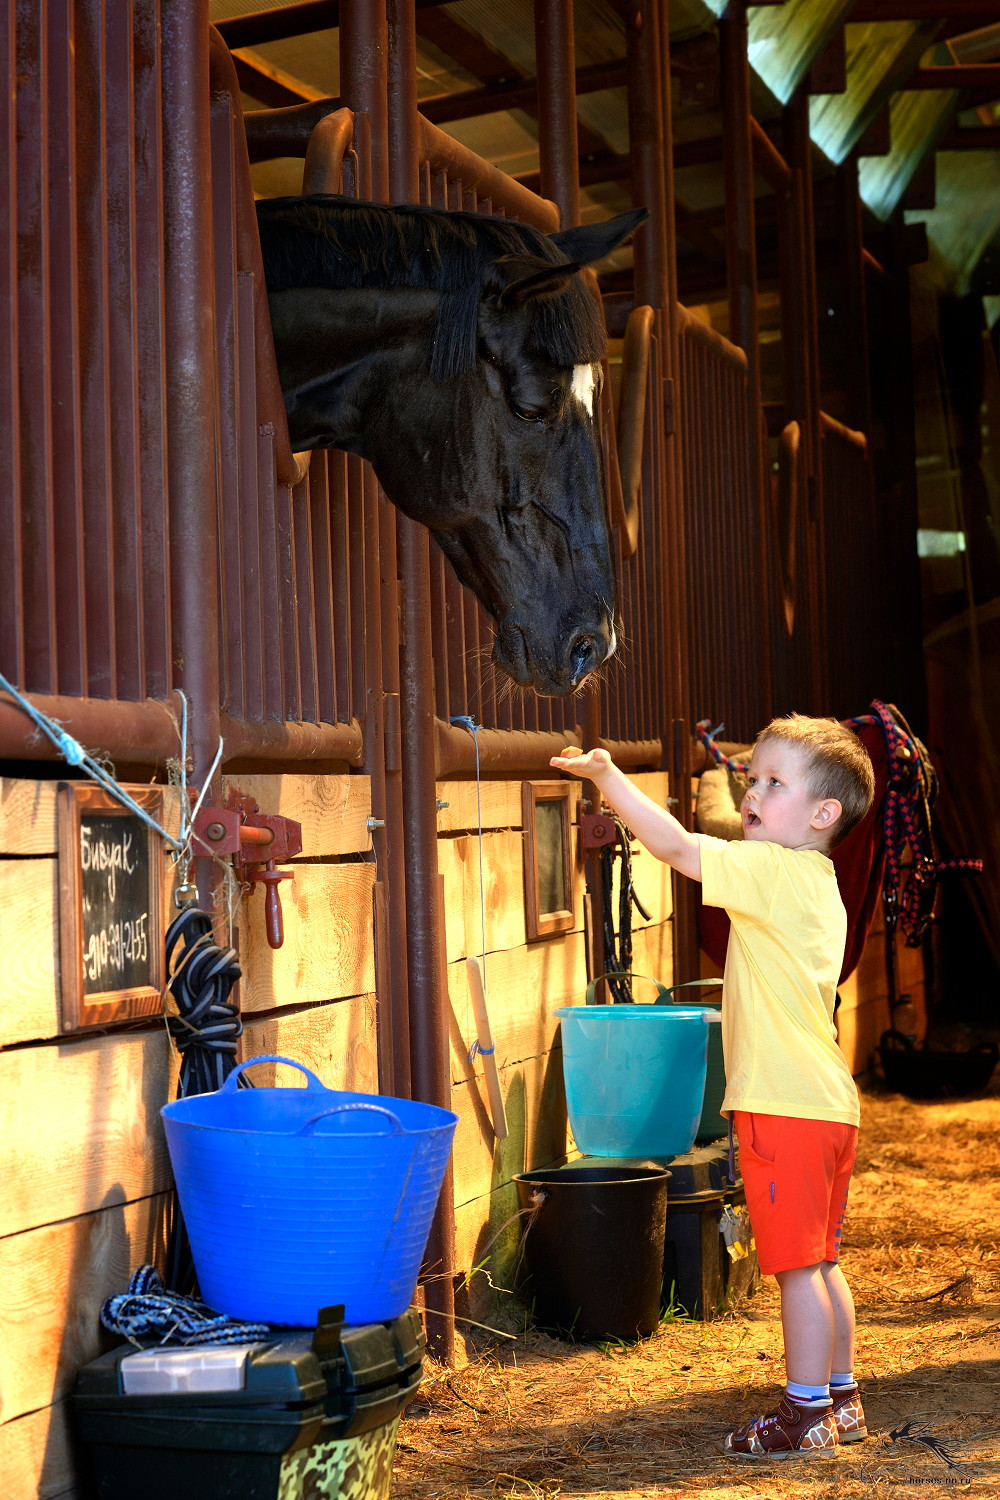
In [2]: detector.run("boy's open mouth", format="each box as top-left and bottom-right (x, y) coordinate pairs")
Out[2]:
(744, 808), (761, 829)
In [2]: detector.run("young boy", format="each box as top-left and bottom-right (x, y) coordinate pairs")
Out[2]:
(551, 714), (875, 1458)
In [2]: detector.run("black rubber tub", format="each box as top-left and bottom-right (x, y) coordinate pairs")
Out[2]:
(878, 1030), (999, 1100)
(514, 1163), (669, 1342)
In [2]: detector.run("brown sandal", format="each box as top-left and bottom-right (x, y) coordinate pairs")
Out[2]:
(724, 1395), (839, 1458)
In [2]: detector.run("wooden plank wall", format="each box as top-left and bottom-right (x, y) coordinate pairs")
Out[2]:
(0, 773), (377, 1500)
(440, 773), (675, 1321)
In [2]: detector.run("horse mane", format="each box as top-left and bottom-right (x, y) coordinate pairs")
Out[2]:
(256, 194), (607, 380)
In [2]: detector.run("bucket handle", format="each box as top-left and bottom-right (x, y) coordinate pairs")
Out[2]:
(584, 973), (723, 1006)
(219, 1055), (328, 1093)
(585, 972), (670, 1005)
(295, 1102), (405, 1137)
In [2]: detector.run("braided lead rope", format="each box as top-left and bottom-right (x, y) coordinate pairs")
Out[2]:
(101, 1265), (271, 1347)
(164, 906), (244, 1097)
(864, 699), (981, 947)
(695, 719), (749, 775)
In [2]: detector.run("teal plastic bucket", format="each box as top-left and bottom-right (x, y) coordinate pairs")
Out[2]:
(555, 1006), (721, 1157)
(694, 1000), (728, 1141)
(161, 1056), (458, 1327)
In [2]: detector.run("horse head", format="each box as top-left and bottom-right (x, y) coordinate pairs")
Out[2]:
(257, 197), (647, 696)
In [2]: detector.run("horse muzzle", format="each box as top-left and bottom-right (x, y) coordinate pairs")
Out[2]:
(493, 616), (617, 696)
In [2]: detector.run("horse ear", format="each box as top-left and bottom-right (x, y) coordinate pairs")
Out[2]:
(496, 259), (582, 311)
(548, 207), (649, 268)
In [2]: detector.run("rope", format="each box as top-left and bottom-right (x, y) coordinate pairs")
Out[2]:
(695, 719), (749, 775)
(162, 905), (248, 1293)
(848, 700), (982, 949)
(164, 907), (244, 1096)
(101, 1265), (271, 1347)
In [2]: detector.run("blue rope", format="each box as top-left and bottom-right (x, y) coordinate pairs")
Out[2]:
(0, 669), (188, 853)
(101, 1265), (271, 1347)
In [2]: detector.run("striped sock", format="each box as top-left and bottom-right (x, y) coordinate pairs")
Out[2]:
(829, 1371), (856, 1389)
(786, 1380), (831, 1405)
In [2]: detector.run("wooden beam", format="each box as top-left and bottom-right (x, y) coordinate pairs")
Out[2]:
(415, 6), (612, 158)
(904, 63), (1000, 88)
(215, 0), (460, 49)
(421, 57), (628, 125)
(938, 124), (1000, 148)
(902, 152), (936, 209)
(851, 1), (1000, 17)
(230, 47), (327, 107)
(858, 103), (892, 156)
(808, 26), (847, 95)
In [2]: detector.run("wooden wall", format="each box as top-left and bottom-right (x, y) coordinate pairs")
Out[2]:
(0, 773), (378, 1500)
(440, 773), (675, 1321)
(1, 761), (909, 1493)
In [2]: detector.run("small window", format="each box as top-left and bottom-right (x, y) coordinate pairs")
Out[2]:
(522, 781), (574, 941)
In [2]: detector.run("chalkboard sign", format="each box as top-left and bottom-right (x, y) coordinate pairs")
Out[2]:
(58, 784), (165, 1031)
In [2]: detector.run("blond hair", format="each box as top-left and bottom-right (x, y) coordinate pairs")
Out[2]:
(754, 714), (875, 848)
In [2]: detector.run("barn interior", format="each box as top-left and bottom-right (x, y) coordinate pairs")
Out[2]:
(2, 1), (1000, 1495)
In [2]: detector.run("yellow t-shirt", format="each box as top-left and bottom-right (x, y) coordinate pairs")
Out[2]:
(698, 835), (860, 1127)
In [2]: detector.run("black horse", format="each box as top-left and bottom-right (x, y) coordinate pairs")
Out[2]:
(256, 196), (646, 696)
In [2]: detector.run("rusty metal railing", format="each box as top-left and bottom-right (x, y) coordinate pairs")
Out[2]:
(676, 304), (765, 745)
(820, 413), (882, 719)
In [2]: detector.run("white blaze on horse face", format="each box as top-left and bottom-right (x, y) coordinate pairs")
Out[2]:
(571, 362), (599, 416)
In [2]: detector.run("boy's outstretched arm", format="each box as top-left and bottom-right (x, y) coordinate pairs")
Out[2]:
(550, 748), (702, 882)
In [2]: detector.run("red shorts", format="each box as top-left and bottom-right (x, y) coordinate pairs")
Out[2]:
(733, 1111), (858, 1276)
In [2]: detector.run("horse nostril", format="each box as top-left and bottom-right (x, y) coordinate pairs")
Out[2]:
(570, 634), (598, 684)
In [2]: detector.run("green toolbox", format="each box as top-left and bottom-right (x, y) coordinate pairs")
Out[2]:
(72, 1306), (424, 1500)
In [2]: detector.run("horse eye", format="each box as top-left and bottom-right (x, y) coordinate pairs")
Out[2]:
(512, 403), (545, 424)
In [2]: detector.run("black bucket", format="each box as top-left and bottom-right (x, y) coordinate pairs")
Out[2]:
(662, 1188), (726, 1319)
(514, 1163), (669, 1342)
(878, 1030), (999, 1100)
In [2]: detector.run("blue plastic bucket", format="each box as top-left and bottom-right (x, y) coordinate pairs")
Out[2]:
(161, 1055), (458, 1327)
(555, 1006), (721, 1157)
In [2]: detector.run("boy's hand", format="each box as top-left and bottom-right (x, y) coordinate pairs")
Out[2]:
(549, 746), (613, 782)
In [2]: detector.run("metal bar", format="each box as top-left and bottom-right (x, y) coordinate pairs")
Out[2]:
(534, 0), (580, 229)
(417, 115), (559, 229)
(0, 688), (179, 762)
(308, 454), (336, 723)
(17, 0), (57, 693)
(293, 469), (319, 724)
(162, 0), (221, 787)
(274, 475), (302, 722)
(257, 426), (284, 720)
(0, 0), (22, 685)
(77, 0), (116, 699)
(106, 0), (145, 702)
(222, 713), (364, 764)
(212, 96), (244, 719)
(47, 0), (87, 698)
(435, 719), (659, 776)
(835, 152), (872, 438)
(352, 0), (414, 1224)
(134, 0), (172, 703)
(236, 271), (264, 720)
(751, 117), (792, 195)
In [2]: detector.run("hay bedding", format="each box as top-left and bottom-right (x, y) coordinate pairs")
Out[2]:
(392, 1078), (1000, 1499)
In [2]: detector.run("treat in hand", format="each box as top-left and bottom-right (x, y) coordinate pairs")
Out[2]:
(562, 746), (583, 757)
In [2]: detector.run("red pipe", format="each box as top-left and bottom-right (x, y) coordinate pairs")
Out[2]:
(161, 0), (221, 813)
(385, 0), (455, 1365)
